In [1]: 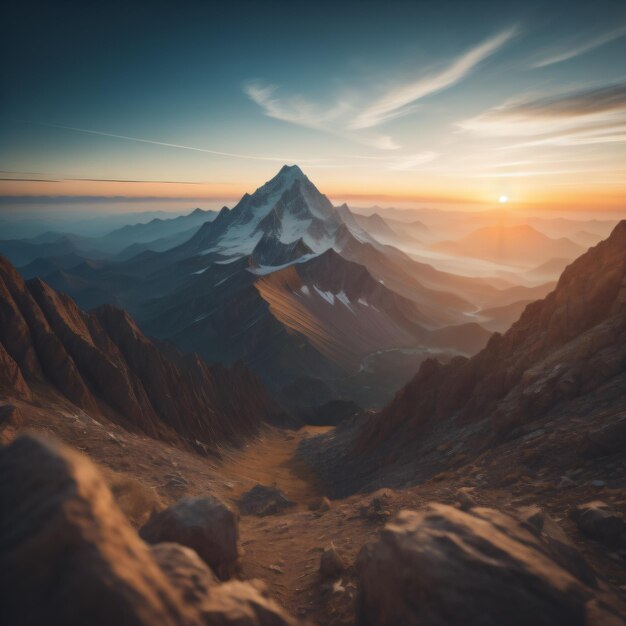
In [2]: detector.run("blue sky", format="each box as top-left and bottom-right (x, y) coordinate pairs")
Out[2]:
(1, 0), (625, 211)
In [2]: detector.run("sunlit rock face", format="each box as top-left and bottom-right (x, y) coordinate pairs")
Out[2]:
(0, 434), (299, 626)
(356, 504), (623, 626)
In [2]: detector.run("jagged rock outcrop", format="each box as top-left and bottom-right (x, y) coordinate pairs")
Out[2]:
(356, 504), (625, 626)
(140, 497), (240, 581)
(0, 255), (284, 450)
(0, 434), (299, 626)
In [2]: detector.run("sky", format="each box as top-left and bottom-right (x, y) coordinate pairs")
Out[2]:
(1, 0), (625, 213)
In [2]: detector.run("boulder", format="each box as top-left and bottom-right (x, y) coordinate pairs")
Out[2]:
(516, 504), (598, 587)
(319, 546), (345, 580)
(140, 496), (239, 580)
(454, 486), (477, 511)
(152, 543), (298, 625)
(197, 579), (299, 626)
(309, 496), (332, 512)
(358, 488), (393, 521)
(356, 503), (624, 626)
(151, 543), (218, 603)
(571, 501), (626, 547)
(0, 403), (23, 444)
(236, 484), (295, 516)
(0, 434), (201, 626)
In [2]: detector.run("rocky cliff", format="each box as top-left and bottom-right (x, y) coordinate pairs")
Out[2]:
(0, 256), (283, 451)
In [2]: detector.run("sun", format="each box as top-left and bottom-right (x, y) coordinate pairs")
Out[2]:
(498, 195), (508, 204)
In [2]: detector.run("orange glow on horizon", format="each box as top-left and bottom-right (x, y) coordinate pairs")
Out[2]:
(1, 175), (625, 213)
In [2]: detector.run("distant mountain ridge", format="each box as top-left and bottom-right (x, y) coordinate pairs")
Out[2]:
(0, 207), (217, 268)
(432, 224), (585, 267)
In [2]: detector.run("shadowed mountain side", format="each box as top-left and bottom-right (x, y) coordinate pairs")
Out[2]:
(300, 221), (626, 495)
(0, 255), (285, 452)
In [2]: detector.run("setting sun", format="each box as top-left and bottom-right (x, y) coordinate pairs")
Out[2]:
(499, 195), (509, 204)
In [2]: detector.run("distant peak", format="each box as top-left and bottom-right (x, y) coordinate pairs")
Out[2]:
(274, 164), (307, 184)
(278, 164), (304, 176)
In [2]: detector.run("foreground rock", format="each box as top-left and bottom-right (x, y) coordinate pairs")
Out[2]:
(0, 434), (201, 626)
(0, 434), (298, 626)
(319, 546), (345, 580)
(0, 402), (22, 444)
(140, 496), (239, 581)
(571, 501), (626, 548)
(236, 484), (296, 516)
(151, 543), (219, 602)
(152, 543), (297, 625)
(358, 488), (393, 521)
(356, 503), (625, 626)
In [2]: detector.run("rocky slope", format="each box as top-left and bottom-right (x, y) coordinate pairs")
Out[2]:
(0, 255), (283, 452)
(300, 220), (626, 494)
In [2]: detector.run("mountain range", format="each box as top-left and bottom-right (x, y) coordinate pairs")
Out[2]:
(19, 166), (534, 407)
(431, 223), (585, 267)
(1, 167), (609, 412)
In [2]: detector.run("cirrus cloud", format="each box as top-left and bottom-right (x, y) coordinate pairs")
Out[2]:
(457, 82), (626, 147)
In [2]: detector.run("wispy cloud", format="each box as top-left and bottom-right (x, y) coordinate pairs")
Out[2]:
(457, 82), (626, 147)
(244, 83), (350, 131)
(532, 26), (626, 68)
(243, 82), (399, 150)
(348, 27), (518, 130)
(243, 28), (517, 150)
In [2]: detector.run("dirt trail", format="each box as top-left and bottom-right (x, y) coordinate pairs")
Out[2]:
(209, 426), (330, 507)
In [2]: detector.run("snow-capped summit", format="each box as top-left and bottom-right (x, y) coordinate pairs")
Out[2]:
(181, 165), (352, 259)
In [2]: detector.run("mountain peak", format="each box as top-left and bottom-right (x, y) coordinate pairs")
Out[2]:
(277, 164), (305, 178)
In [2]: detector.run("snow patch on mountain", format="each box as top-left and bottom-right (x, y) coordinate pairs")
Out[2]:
(314, 286), (335, 304)
(247, 253), (318, 276)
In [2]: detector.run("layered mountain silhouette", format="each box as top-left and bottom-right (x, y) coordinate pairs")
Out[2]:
(431, 224), (585, 267)
(301, 220), (626, 494)
(26, 166), (540, 406)
(0, 208), (217, 268)
(0, 256), (283, 452)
